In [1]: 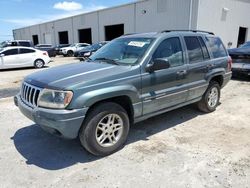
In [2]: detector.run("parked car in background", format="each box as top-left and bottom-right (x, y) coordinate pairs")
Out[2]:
(55, 44), (71, 55)
(0, 40), (33, 48)
(0, 46), (50, 69)
(75, 41), (109, 60)
(14, 30), (232, 156)
(60, 43), (90, 57)
(228, 41), (250, 77)
(35, 44), (56, 57)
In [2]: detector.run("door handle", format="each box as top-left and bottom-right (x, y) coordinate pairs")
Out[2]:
(177, 70), (187, 75)
(206, 64), (215, 68)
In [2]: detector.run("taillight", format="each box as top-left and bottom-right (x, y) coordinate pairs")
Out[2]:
(43, 52), (48, 56)
(228, 56), (232, 71)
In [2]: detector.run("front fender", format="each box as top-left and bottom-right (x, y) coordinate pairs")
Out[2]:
(69, 85), (140, 109)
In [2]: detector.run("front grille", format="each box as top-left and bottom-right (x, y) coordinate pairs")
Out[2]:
(21, 82), (42, 108)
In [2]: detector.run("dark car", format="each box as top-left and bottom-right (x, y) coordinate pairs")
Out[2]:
(0, 40), (33, 48)
(75, 42), (108, 59)
(228, 41), (250, 77)
(15, 30), (232, 156)
(35, 44), (56, 57)
(55, 44), (71, 55)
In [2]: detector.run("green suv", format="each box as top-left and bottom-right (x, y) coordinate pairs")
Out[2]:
(14, 30), (232, 156)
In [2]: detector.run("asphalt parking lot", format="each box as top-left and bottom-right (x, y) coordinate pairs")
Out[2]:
(0, 57), (250, 187)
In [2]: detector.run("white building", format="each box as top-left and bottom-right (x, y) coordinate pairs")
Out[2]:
(13, 0), (250, 48)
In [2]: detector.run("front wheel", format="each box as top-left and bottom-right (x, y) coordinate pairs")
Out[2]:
(197, 81), (221, 113)
(79, 102), (130, 156)
(67, 50), (73, 57)
(34, 59), (45, 68)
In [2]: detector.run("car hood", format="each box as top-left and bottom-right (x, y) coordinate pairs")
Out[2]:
(24, 62), (133, 90)
(79, 49), (94, 53)
(228, 48), (250, 55)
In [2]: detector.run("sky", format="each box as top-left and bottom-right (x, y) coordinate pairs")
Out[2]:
(0, 0), (133, 41)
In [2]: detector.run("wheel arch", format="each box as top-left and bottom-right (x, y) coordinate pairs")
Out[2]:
(209, 74), (223, 87)
(70, 85), (140, 124)
(84, 95), (134, 125)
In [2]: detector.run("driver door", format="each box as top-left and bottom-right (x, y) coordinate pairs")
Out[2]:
(141, 37), (189, 115)
(0, 48), (19, 68)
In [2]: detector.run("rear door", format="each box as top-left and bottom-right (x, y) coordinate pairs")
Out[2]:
(19, 48), (36, 67)
(141, 37), (189, 115)
(183, 36), (211, 101)
(0, 48), (19, 68)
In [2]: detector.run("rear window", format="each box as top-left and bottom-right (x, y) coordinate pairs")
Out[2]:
(206, 37), (227, 58)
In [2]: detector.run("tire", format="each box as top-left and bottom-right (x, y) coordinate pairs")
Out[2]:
(67, 50), (73, 57)
(79, 102), (130, 156)
(34, 59), (45, 68)
(197, 81), (221, 113)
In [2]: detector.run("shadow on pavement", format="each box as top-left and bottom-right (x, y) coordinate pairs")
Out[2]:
(12, 105), (203, 170)
(0, 66), (49, 72)
(11, 125), (100, 170)
(0, 87), (20, 99)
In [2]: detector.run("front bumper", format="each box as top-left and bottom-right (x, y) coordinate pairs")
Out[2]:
(14, 94), (88, 139)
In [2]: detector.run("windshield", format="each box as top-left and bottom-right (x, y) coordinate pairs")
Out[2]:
(0, 41), (8, 48)
(70, 44), (77, 47)
(90, 37), (154, 65)
(84, 43), (101, 51)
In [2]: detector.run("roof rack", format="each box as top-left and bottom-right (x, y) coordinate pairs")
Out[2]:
(123, 33), (137, 36)
(161, 30), (214, 35)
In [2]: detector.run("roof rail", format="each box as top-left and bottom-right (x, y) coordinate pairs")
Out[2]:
(161, 30), (214, 35)
(122, 33), (137, 36)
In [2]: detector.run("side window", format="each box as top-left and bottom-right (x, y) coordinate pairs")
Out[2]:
(153, 37), (184, 67)
(206, 37), (227, 58)
(184, 36), (203, 63)
(198, 36), (210, 60)
(19, 41), (30, 47)
(80, 44), (88, 47)
(20, 48), (35, 54)
(3, 49), (18, 56)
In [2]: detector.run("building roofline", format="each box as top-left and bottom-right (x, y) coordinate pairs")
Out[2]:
(13, 0), (148, 31)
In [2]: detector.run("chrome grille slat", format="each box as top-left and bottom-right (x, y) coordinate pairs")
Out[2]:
(20, 82), (42, 108)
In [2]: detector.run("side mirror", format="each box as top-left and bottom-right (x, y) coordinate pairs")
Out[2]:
(145, 58), (170, 73)
(0, 54), (5, 57)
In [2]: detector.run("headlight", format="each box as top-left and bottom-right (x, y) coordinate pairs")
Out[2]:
(84, 52), (91, 56)
(38, 89), (73, 109)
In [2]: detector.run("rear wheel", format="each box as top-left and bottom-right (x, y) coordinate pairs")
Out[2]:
(34, 59), (44, 68)
(197, 81), (220, 113)
(79, 102), (130, 156)
(67, 50), (73, 57)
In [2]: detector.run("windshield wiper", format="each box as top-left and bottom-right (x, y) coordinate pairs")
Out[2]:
(94, 57), (119, 65)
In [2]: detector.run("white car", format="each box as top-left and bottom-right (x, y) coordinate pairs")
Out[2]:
(0, 46), (51, 70)
(60, 43), (90, 57)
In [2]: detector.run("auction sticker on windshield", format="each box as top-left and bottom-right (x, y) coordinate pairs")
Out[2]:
(128, 41), (146, 48)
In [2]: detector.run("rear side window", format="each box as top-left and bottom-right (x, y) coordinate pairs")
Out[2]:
(3, 49), (18, 56)
(19, 41), (31, 47)
(184, 36), (203, 63)
(206, 37), (227, 58)
(20, 48), (35, 54)
(198, 36), (210, 60)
